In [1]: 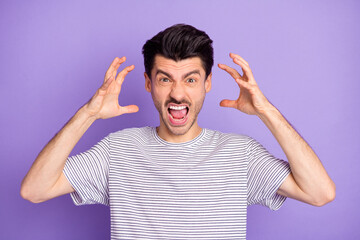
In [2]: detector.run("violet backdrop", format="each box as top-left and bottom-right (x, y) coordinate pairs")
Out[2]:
(1, 0), (359, 239)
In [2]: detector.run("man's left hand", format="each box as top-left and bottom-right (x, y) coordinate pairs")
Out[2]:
(218, 53), (272, 116)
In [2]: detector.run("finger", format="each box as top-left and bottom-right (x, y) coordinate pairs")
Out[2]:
(219, 99), (237, 108)
(105, 56), (126, 81)
(218, 63), (242, 80)
(235, 78), (251, 89)
(116, 65), (135, 85)
(230, 53), (249, 67)
(232, 58), (256, 84)
(119, 104), (139, 115)
(98, 76), (114, 95)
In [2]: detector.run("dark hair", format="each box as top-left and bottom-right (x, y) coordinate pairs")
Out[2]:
(142, 24), (214, 79)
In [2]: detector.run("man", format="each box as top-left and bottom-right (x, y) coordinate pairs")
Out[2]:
(21, 24), (335, 239)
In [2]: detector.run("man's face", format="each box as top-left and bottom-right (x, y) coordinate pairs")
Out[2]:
(145, 55), (212, 136)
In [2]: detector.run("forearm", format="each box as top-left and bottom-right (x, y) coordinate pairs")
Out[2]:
(21, 106), (96, 201)
(257, 104), (335, 204)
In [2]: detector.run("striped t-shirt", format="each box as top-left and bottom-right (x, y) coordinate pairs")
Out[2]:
(63, 127), (291, 239)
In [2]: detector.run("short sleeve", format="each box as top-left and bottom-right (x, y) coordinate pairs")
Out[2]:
(63, 136), (110, 206)
(246, 137), (291, 210)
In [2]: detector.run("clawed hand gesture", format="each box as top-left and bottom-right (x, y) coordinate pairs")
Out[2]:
(85, 53), (271, 120)
(84, 57), (139, 119)
(218, 53), (271, 116)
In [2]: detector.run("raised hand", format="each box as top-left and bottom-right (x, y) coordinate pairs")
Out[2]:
(84, 57), (139, 119)
(218, 53), (271, 116)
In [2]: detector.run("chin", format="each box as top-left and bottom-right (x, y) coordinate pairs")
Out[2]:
(162, 113), (197, 136)
(167, 125), (192, 136)
(154, 98), (201, 137)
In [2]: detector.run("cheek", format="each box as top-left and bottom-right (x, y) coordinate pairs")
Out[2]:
(151, 87), (169, 108)
(192, 89), (207, 112)
(151, 93), (162, 114)
(152, 88), (164, 100)
(190, 87), (206, 101)
(153, 85), (171, 98)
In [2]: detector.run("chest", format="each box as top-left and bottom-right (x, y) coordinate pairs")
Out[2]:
(107, 146), (249, 239)
(109, 146), (248, 207)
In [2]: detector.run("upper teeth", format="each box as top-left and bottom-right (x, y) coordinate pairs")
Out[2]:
(169, 105), (187, 110)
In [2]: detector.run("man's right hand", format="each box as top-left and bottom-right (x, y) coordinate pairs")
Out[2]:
(20, 57), (139, 203)
(83, 57), (139, 120)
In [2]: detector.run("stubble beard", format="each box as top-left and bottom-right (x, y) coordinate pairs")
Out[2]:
(152, 96), (205, 136)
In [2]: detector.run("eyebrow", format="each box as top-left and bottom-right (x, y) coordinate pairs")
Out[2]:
(155, 69), (201, 79)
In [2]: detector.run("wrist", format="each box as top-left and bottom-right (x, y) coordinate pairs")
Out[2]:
(256, 101), (278, 117)
(77, 105), (98, 123)
(256, 103), (285, 133)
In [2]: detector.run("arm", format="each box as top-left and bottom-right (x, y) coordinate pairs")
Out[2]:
(218, 53), (335, 206)
(20, 57), (138, 203)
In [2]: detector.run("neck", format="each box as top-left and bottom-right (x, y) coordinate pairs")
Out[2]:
(156, 122), (202, 143)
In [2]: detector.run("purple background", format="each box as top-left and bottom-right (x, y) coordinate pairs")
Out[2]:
(1, 0), (359, 239)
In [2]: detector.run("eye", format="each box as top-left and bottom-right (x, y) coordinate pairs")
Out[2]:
(187, 78), (196, 83)
(160, 78), (170, 83)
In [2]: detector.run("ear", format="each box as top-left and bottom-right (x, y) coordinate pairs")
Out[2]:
(144, 72), (151, 92)
(205, 72), (212, 93)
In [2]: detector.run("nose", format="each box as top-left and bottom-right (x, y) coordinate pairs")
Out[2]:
(169, 81), (186, 102)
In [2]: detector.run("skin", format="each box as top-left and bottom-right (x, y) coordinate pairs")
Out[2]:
(144, 55), (211, 143)
(218, 53), (335, 206)
(21, 53), (335, 207)
(20, 57), (138, 202)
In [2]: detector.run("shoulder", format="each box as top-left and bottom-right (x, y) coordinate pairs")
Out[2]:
(109, 126), (152, 136)
(108, 126), (154, 144)
(204, 128), (254, 146)
(205, 128), (253, 142)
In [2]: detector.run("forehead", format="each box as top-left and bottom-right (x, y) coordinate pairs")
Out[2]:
(152, 55), (205, 77)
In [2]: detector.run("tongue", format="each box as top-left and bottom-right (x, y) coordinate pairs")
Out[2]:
(169, 109), (187, 119)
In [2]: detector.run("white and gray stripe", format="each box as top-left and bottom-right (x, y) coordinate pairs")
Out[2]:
(63, 127), (291, 239)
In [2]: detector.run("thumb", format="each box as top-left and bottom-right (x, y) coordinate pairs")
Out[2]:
(220, 99), (237, 108)
(119, 105), (139, 115)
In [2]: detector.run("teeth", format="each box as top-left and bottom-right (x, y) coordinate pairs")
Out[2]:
(169, 105), (187, 110)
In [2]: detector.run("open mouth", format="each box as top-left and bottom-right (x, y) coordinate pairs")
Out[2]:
(167, 104), (189, 125)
